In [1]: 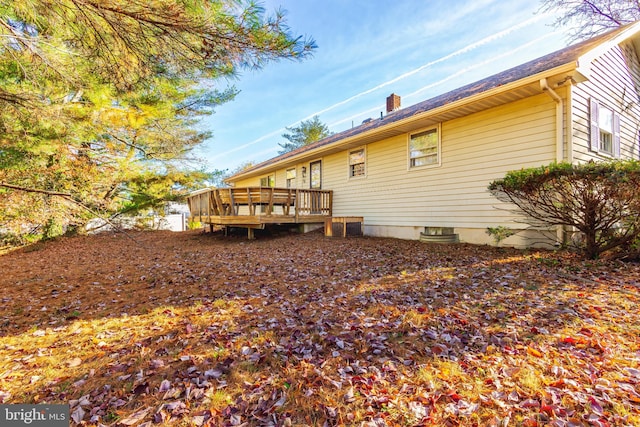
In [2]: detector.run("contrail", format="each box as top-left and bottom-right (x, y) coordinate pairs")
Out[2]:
(297, 13), (552, 123)
(209, 14), (552, 162)
(209, 128), (284, 161)
(329, 31), (560, 128)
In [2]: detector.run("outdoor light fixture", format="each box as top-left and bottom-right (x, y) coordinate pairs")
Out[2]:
(302, 166), (307, 179)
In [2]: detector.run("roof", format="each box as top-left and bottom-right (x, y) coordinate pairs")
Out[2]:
(228, 22), (640, 182)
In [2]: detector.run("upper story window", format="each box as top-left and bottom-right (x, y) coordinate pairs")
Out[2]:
(409, 126), (439, 168)
(590, 98), (620, 157)
(286, 168), (296, 188)
(349, 148), (365, 178)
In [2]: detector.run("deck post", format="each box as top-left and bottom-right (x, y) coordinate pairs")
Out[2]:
(324, 217), (333, 237)
(247, 188), (254, 215)
(247, 228), (255, 240)
(328, 191), (333, 216)
(229, 191), (237, 215)
(267, 187), (274, 214)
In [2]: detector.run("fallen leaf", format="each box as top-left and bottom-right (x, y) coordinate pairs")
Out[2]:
(67, 357), (82, 367)
(526, 347), (542, 358)
(119, 407), (151, 426)
(70, 406), (85, 424)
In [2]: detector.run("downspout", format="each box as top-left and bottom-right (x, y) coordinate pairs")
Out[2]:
(540, 78), (566, 245)
(540, 78), (564, 162)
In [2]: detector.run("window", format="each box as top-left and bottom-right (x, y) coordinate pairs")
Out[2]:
(349, 148), (365, 177)
(590, 98), (620, 157)
(260, 174), (275, 187)
(310, 160), (321, 189)
(409, 127), (439, 168)
(286, 168), (296, 188)
(598, 106), (613, 154)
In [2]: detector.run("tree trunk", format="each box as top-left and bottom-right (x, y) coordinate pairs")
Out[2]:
(584, 231), (600, 259)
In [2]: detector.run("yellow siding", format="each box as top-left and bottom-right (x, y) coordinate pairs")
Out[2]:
(275, 169), (286, 187)
(322, 93), (556, 229)
(231, 93), (556, 235)
(233, 162), (313, 188)
(233, 176), (260, 187)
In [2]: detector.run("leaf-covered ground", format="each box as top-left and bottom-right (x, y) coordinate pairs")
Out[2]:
(0, 230), (639, 426)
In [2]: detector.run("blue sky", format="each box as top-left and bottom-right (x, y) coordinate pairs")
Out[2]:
(198, 0), (572, 172)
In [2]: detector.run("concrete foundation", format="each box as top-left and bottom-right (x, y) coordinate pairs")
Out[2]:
(363, 224), (560, 249)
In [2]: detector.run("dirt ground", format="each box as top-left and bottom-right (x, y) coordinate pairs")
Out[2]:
(0, 229), (638, 426)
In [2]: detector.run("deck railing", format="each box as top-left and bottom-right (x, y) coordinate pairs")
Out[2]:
(187, 187), (333, 220)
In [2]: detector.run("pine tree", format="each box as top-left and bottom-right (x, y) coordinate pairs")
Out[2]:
(0, 1), (315, 241)
(278, 116), (332, 154)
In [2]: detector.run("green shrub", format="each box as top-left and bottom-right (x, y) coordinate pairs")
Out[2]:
(488, 160), (640, 259)
(187, 219), (202, 230)
(486, 226), (515, 245)
(43, 217), (64, 240)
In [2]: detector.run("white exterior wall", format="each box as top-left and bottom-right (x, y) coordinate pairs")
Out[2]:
(571, 42), (640, 162)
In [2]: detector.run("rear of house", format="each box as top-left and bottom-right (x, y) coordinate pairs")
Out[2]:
(224, 23), (640, 246)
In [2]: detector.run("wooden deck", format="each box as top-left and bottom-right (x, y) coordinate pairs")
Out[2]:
(187, 187), (333, 237)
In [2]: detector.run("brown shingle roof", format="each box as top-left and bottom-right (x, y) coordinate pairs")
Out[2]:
(228, 24), (636, 181)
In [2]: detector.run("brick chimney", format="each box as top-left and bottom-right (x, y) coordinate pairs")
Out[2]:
(386, 93), (401, 113)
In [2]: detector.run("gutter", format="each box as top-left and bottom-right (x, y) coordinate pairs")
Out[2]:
(540, 77), (567, 245)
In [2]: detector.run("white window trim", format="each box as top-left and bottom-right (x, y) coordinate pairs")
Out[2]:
(407, 124), (441, 170)
(286, 168), (296, 188)
(309, 159), (322, 189)
(348, 146), (367, 179)
(260, 174), (275, 187)
(589, 98), (621, 158)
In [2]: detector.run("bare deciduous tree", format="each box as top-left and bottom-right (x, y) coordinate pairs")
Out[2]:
(540, 0), (640, 41)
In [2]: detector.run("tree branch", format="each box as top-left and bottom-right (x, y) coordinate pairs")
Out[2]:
(0, 182), (72, 197)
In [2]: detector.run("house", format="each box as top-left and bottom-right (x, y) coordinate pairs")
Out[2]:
(194, 22), (640, 246)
